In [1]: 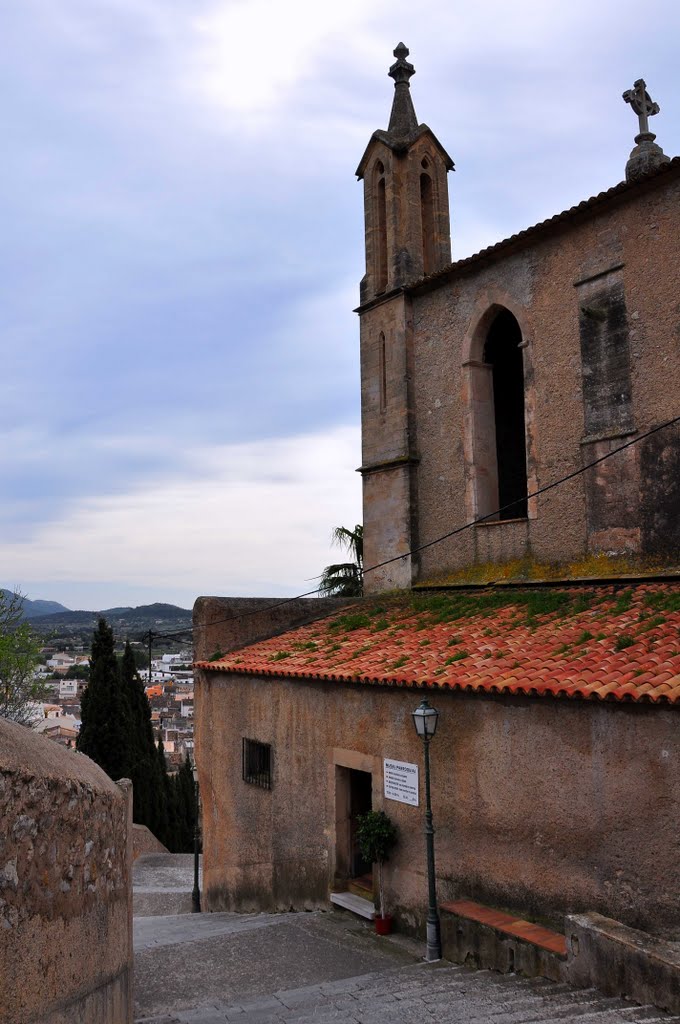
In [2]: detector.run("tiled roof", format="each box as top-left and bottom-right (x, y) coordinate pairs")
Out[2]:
(196, 583), (680, 705)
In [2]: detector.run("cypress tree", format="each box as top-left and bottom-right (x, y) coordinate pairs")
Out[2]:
(175, 755), (197, 853)
(77, 618), (130, 781)
(156, 736), (177, 851)
(120, 641), (160, 831)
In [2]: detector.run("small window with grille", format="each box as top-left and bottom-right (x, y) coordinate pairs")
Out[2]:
(242, 738), (272, 790)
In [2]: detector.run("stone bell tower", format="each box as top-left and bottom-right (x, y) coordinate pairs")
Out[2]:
(356, 43), (454, 304)
(357, 46), (454, 593)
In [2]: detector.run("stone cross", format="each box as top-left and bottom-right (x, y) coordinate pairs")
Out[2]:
(623, 79), (660, 138)
(622, 78), (669, 183)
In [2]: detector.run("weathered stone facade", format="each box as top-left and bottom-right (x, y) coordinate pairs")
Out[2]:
(197, 667), (680, 938)
(0, 717), (132, 1024)
(357, 53), (680, 592)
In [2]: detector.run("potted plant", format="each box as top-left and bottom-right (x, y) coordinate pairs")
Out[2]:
(356, 809), (398, 935)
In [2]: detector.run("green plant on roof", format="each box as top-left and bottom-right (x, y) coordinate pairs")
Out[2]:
(350, 645), (372, 660)
(331, 612), (371, 633)
(419, 638), (431, 646)
(372, 618), (389, 632)
(614, 590), (633, 614)
(389, 655), (409, 671)
(577, 631), (594, 644)
(644, 591), (680, 613)
(447, 635), (463, 646)
(271, 651), (291, 661)
(445, 650), (468, 664)
(614, 634), (635, 652)
(638, 615), (667, 632)
(208, 650), (225, 661)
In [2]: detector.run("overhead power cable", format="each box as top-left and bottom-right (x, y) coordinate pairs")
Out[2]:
(148, 412), (680, 645)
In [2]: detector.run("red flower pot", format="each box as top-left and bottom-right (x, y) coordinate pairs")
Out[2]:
(375, 914), (393, 935)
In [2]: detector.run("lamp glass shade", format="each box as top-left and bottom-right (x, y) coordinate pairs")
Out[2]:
(192, 764), (199, 784)
(412, 699), (439, 738)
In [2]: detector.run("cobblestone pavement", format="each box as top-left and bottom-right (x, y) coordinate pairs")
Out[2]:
(134, 856), (680, 1024)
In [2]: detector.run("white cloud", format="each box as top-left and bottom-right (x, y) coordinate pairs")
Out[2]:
(185, 0), (390, 122)
(0, 425), (362, 607)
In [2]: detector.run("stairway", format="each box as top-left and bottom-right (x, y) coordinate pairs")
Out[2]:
(138, 957), (680, 1023)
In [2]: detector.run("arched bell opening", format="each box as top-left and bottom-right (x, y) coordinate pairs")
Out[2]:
(464, 306), (529, 522)
(483, 310), (529, 520)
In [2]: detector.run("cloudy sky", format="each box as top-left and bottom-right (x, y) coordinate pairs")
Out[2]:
(1, 0), (678, 610)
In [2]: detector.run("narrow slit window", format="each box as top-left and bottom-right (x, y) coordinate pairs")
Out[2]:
(242, 738), (272, 790)
(420, 172), (435, 276)
(375, 169), (388, 293)
(379, 331), (387, 412)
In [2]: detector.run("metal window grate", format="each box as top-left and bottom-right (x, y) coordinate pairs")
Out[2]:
(242, 738), (272, 790)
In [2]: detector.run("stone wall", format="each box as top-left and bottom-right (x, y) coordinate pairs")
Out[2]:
(132, 823), (168, 861)
(193, 596), (355, 664)
(197, 672), (680, 939)
(0, 717), (132, 1024)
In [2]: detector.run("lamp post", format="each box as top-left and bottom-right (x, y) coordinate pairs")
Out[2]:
(191, 762), (201, 913)
(412, 698), (441, 961)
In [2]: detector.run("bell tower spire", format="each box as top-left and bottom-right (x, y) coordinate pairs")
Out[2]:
(387, 43), (418, 136)
(356, 44), (454, 303)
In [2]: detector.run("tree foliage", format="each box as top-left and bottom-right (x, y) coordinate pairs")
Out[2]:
(319, 525), (363, 597)
(120, 641), (162, 834)
(77, 617), (197, 852)
(77, 618), (130, 780)
(0, 589), (47, 725)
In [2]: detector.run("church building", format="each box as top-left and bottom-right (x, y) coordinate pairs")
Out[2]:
(193, 48), (680, 965)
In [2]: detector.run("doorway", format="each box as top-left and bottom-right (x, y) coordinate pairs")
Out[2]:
(334, 765), (373, 894)
(349, 769), (372, 881)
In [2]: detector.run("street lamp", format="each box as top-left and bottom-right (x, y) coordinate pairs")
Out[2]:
(191, 762), (201, 913)
(412, 698), (441, 961)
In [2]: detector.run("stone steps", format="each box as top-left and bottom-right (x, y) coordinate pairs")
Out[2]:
(329, 890), (375, 919)
(136, 960), (680, 1024)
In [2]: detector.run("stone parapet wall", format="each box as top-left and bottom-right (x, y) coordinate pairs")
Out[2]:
(193, 596), (355, 663)
(0, 717), (132, 1024)
(132, 823), (168, 861)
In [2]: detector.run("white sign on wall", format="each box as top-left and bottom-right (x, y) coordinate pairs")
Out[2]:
(383, 758), (419, 807)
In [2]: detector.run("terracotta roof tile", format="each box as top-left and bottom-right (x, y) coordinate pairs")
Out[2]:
(196, 584), (680, 706)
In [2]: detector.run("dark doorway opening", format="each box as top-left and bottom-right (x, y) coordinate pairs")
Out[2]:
(349, 769), (372, 881)
(484, 310), (528, 519)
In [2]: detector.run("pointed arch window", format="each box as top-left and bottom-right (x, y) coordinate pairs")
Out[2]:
(374, 162), (388, 293)
(420, 171), (435, 276)
(465, 307), (529, 522)
(482, 310), (528, 519)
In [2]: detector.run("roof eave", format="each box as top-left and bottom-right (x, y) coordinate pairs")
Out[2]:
(356, 124), (454, 179)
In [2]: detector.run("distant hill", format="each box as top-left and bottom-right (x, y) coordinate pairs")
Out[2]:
(26, 601), (193, 639)
(0, 589), (70, 618)
(1, 589), (192, 640)
(31, 602), (191, 626)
